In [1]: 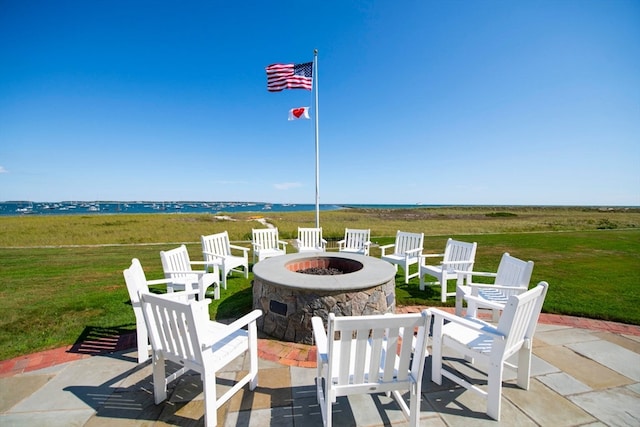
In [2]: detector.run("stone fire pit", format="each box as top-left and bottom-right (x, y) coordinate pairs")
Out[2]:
(252, 252), (396, 344)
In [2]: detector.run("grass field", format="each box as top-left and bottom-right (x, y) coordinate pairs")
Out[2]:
(1, 206), (639, 361)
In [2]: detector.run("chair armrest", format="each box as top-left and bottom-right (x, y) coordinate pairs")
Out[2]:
(440, 260), (471, 266)
(165, 270), (211, 283)
(202, 309), (263, 348)
(420, 253), (444, 266)
(420, 252), (444, 260)
(430, 307), (505, 340)
(277, 240), (288, 246)
(462, 293), (506, 310)
(404, 247), (423, 256)
(252, 242), (263, 250)
(165, 269), (207, 276)
(229, 244), (250, 254)
(456, 270), (497, 279)
(202, 251), (225, 261)
(162, 289), (200, 302)
(466, 283), (528, 292)
(311, 316), (328, 361)
(456, 270), (496, 282)
(146, 278), (174, 286)
(224, 309), (262, 332)
(189, 260), (211, 267)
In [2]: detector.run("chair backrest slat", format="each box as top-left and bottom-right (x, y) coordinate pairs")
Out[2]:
(298, 227), (323, 247)
(394, 231), (424, 256)
(443, 238), (477, 271)
(494, 253), (535, 294)
(368, 328), (385, 383)
(160, 245), (194, 280)
(344, 228), (370, 248)
(141, 292), (205, 367)
(253, 228), (279, 250)
(326, 311), (431, 387)
(124, 258), (149, 309)
(497, 282), (548, 355)
(202, 231), (231, 260)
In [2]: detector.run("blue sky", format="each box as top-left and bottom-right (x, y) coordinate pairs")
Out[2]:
(1, 1), (639, 206)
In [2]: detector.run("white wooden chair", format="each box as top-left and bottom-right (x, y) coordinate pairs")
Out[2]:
(123, 258), (197, 364)
(379, 230), (424, 284)
(140, 291), (262, 427)
(160, 245), (220, 300)
(251, 228), (287, 263)
(294, 227), (327, 252)
(419, 238), (477, 302)
(312, 310), (432, 427)
(431, 281), (548, 421)
(337, 228), (371, 256)
(456, 252), (535, 320)
(201, 231), (249, 289)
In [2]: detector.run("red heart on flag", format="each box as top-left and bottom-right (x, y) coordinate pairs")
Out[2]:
(292, 108), (305, 118)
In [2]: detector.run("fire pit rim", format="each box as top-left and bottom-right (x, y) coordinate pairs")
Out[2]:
(252, 252), (396, 291)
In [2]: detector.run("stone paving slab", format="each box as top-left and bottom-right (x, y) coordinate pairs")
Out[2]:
(8, 356), (131, 413)
(424, 386), (538, 426)
(2, 313), (640, 426)
(568, 386), (640, 427)
(533, 344), (633, 389)
(535, 327), (601, 346)
(503, 379), (596, 426)
(592, 331), (640, 353)
(0, 408), (95, 427)
(536, 371), (592, 395)
(0, 373), (53, 413)
(567, 340), (640, 382)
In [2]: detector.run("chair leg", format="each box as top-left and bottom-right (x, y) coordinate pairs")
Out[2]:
(316, 372), (331, 427)
(487, 359), (504, 420)
(455, 287), (465, 317)
(517, 346), (532, 390)
(221, 266), (227, 290)
(431, 321), (443, 385)
(408, 386), (419, 427)
(466, 300), (478, 318)
(136, 320), (149, 364)
(199, 275), (218, 301)
(325, 387), (333, 427)
(202, 369), (217, 427)
(152, 355), (167, 404)
(249, 323), (259, 390)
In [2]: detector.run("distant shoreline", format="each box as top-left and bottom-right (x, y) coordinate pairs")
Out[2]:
(1, 201), (637, 217)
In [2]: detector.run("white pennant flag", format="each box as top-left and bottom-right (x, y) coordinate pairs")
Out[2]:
(288, 106), (310, 120)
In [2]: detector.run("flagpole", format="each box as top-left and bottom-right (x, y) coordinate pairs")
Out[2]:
(313, 49), (320, 228)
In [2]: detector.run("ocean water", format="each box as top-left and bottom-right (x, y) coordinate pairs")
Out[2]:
(0, 201), (430, 217)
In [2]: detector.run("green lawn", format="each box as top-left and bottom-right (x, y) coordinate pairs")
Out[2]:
(1, 207), (638, 361)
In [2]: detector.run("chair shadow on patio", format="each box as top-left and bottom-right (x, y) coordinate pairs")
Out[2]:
(68, 325), (136, 358)
(62, 353), (335, 426)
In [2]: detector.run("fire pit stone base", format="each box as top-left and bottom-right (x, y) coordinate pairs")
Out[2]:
(252, 253), (396, 344)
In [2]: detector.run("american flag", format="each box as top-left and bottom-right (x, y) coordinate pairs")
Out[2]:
(265, 62), (313, 92)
